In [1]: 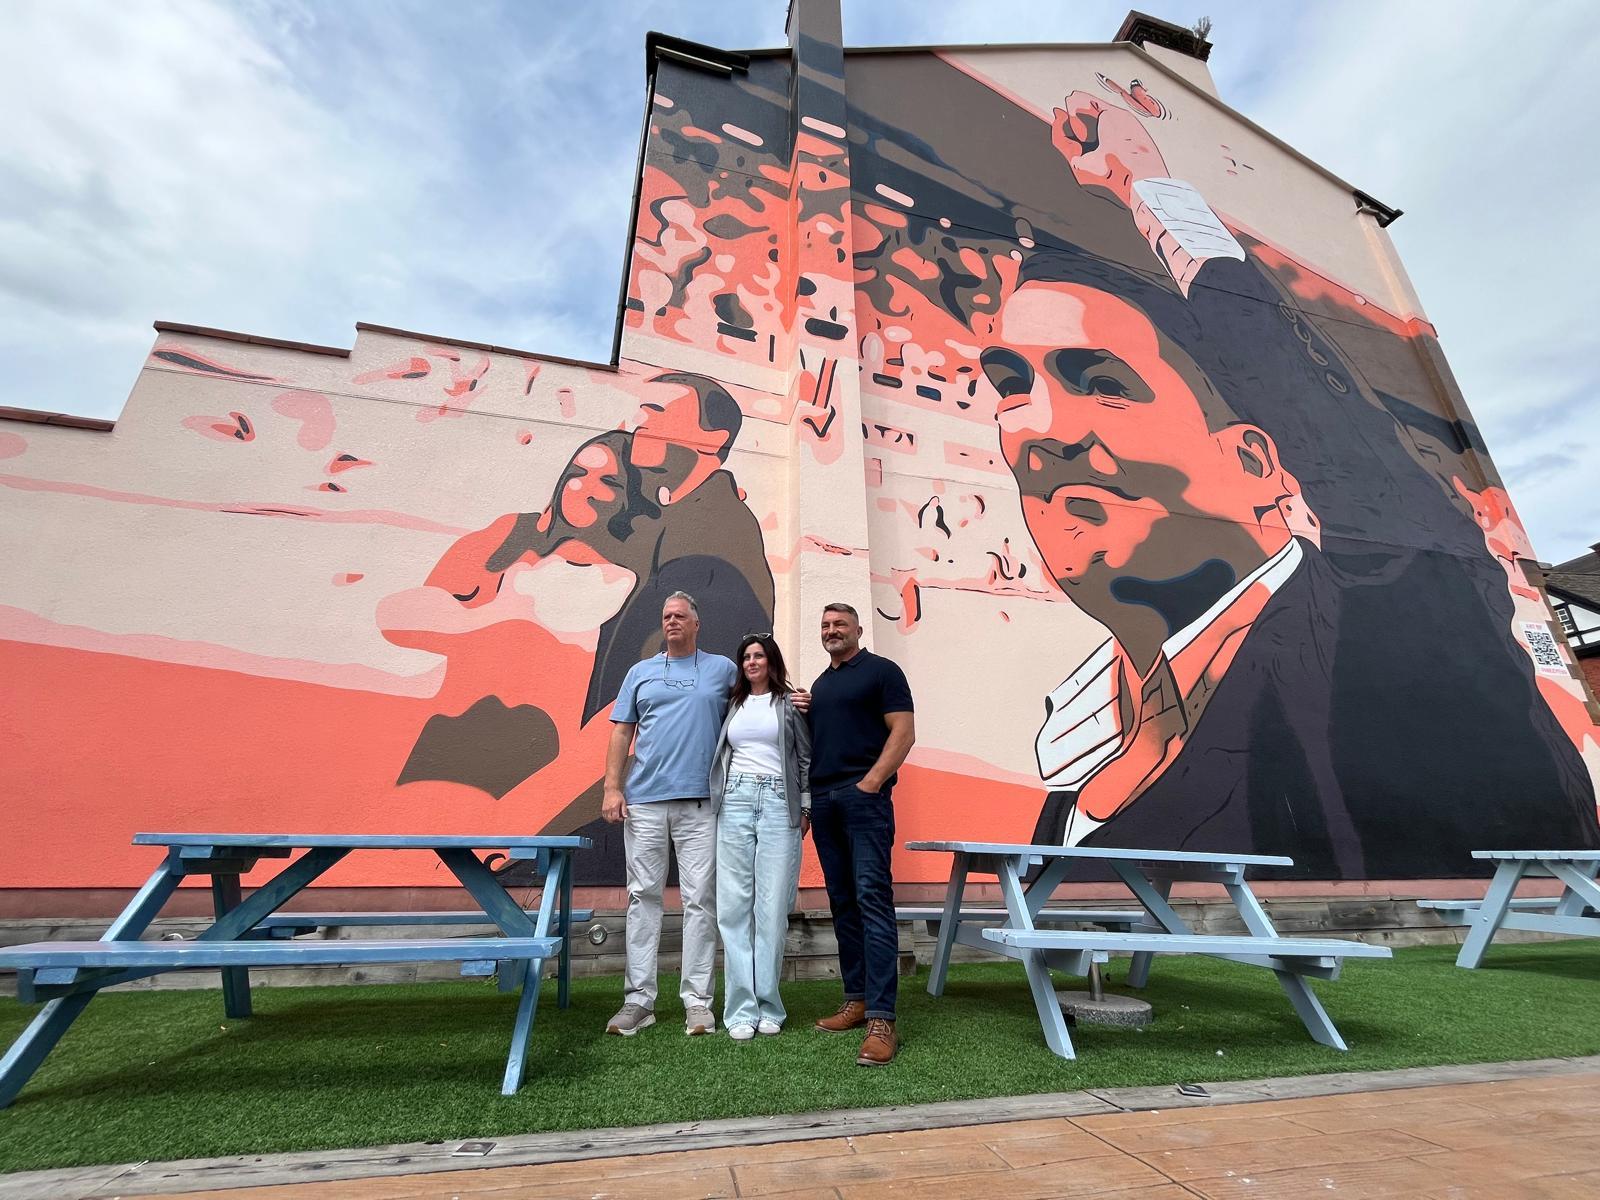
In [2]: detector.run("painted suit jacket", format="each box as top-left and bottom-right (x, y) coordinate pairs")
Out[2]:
(1033, 544), (1600, 879)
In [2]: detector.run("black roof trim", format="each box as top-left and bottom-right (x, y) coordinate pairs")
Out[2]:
(644, 33), (751, 77)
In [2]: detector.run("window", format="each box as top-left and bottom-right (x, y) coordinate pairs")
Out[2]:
(1555, 603), (1579, 638)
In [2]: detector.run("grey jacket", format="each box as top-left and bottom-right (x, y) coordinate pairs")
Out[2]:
(708, 692), (812, 827)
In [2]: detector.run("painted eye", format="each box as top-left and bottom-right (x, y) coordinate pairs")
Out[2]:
(1085, 374), (1134, 399)
(1046, 349), (1155, 404)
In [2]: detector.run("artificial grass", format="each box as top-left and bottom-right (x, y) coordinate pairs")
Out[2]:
(1, 940), (1597, 1173)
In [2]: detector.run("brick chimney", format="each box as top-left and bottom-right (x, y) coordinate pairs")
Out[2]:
(1115, 10), (1219, 97)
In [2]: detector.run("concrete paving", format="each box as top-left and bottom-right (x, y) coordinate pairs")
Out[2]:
(5, 1059), (1597, 1199)
(143, 1068), (1600, 1198)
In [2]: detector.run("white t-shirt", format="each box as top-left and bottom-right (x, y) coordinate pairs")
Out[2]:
(726, 692), (783, 777)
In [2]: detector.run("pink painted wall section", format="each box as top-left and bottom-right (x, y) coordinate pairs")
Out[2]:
(1, 327), (787, 888)
(2, 35), (1597, 892)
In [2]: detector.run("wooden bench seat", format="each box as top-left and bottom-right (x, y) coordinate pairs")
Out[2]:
(0, 937), (559, 1001)
(1416, 897), (1578, 924)
(258, 910), (593, 935)
(981, 927), (1391, 964)
(897, 906), (1146, 927)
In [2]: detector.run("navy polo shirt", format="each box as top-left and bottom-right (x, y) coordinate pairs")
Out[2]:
(809, 648), (914, 789)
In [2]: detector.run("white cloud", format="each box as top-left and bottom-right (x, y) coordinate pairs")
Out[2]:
(1223, 0), (1600, 562)
(4, 0), (1594, 563)
(0, 0), (403, 408)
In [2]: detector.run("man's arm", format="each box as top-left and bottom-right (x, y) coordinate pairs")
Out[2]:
(602, 722), (635, 823)
(1051, 91), (1243, 295)
(858, 711), (915, 794)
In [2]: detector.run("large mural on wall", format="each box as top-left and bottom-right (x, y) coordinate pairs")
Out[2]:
(617, 46), (1600, 879)
(2, 33), (1598, 892)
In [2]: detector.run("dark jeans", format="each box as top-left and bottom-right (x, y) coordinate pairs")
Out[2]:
(811, 780), (897, 1019)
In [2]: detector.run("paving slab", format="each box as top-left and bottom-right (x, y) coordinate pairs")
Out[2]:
(2, 1055), (1597, 1199)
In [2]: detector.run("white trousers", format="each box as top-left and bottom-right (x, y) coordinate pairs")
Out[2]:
(623, 799), (718, 1011)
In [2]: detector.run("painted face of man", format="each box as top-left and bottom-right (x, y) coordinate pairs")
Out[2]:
(985, 279), (1295, 670)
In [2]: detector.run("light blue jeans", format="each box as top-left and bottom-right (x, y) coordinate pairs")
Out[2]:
(716, 773), (801, 1030)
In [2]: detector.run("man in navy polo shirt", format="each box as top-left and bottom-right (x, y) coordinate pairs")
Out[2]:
(807, 602), (915, 1066)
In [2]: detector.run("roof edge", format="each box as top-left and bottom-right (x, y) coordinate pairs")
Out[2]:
(354, 323), (617, 372)
(802, 38), (1401, 222)
(153, 321), (350, 358)
(1114, 43), (1399, 224)
(0, 405), (115, 432)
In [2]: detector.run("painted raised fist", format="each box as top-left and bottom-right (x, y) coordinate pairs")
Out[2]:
(1050, 90), (1168, 210)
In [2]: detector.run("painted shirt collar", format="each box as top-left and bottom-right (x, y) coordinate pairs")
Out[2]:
(1035, 537), (1305, 805)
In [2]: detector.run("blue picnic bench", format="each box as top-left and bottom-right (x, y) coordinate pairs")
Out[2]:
(1417, 849), (1600, 968)
(907, 841), (1391, 1059)
(0, 832), (589, 1107)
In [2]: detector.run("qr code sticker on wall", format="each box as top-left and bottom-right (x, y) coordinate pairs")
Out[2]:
(1522, 622), (1569, 676)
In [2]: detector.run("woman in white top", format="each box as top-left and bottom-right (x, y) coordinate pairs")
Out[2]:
(708, 633), (811, 1039)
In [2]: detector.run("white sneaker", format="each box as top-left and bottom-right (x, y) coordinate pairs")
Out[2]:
(728, 1023), (756, 1041)
(757, 1018), (783, 1036)
(686, 1005), (716, 1035)
(606, 1003), (655, 1037)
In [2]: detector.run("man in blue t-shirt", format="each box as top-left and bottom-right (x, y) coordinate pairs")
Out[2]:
(807, 601), (915, 1066)
(602, 591), (737, 1037)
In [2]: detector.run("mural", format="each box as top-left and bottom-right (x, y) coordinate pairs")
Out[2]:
(2, 15), (1597, 893)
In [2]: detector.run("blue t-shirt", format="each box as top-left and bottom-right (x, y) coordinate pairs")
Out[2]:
(612, 650), (738, 803)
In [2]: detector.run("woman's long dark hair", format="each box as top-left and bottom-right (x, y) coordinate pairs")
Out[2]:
(729, 633), (792, 708)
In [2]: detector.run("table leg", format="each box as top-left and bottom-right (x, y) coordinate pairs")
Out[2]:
(106, 856), (185, 940)
(0, 994), (96, 1109)
(1125, 877), (1169, 989)
(197, 847), (349, 943)
(501, 960), (544, 1096)
(926, 852), (968, 998)
(558, 851), (574, 1010)
(1458, 860), (1528, 969)
(211, 875), (253, 1020)
(1552, 864), (1593, 918)
(0, 859), (183, 1108)
(1275, 969), (1348, 1050)
(438, 851), (550, 998)
(1113, 864), (1190, 990)
(1549, 861), (1600, 918)
(437, 850), (540, 937)
(1224, 875), (1347, 1050)
(998, 860), (1076, 1059)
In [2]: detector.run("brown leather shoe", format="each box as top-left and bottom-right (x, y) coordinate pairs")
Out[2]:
(857, 1018), (898, 1066)
(814, 999), (867, 1033)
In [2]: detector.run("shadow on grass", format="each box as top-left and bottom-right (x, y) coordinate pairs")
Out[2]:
(1465, 948), (1600, 982)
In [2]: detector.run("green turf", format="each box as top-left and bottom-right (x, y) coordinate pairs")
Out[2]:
(1, 941), (1597, 1172)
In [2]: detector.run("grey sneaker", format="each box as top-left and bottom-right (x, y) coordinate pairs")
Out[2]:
(685, 1005), (716, 1035)
(606, 1003), (655, 1036)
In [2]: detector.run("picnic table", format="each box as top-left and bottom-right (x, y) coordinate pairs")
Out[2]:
(906, 841), (1390, 1059)
(0, 832), (588, 1107)
(1418, 850), (1600, 968)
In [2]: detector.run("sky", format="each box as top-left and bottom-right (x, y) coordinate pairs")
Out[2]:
(2, 0), (1597, 563)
